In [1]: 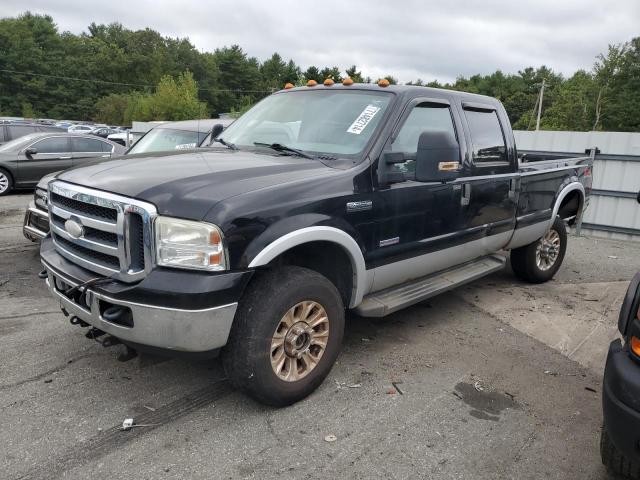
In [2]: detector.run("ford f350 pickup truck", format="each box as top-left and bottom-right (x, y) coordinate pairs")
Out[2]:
(39, 82), (593, 406)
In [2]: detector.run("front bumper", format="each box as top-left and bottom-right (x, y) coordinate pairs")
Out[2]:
(23, 201), (50, 241)
(603, 339), (640, 461)
(41, 237), (253, 353)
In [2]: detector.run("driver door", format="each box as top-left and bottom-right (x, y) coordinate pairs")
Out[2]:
(17, 136), (72, 186)
(368, 99), (465, 292)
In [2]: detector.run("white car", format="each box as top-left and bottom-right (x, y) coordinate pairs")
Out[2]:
(67, 125), (94, 134)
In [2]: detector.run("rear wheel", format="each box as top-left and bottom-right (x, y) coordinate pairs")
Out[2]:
(601, 426), (640, 479)
(222, 266), (344, 406)
(0, 169), (13, 196)
(511, 216), (567, 283)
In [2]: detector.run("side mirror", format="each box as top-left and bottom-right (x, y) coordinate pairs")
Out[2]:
(637, 189), (640, 204)
(208, 124), (224, 144)
(618, 272), (640, 336)
(24, 147), (37, 157)
(415, 131), (461, 182)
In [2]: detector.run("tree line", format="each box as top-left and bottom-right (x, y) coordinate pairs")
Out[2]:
(0, 12), (638, 131)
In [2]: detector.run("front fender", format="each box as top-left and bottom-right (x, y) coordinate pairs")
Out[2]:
(241, 214), (368, 308)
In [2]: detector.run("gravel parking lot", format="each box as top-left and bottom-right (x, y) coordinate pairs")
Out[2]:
(2, 192), (640, 480)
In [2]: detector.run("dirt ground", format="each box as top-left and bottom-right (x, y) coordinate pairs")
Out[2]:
(2, 191), (639, 480)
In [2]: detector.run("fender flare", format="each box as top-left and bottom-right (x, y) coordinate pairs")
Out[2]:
(550, 181), (585, 229)
(247, 226), (368, 308)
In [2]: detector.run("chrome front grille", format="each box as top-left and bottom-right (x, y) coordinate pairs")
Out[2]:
(48, 181), (157, 282)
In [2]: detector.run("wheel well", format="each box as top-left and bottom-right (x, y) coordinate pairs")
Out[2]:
(266, 241), (354, 306)
(558, 190), (583, 224)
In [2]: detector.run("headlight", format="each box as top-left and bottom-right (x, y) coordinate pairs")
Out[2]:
(154, 217), (226, 271)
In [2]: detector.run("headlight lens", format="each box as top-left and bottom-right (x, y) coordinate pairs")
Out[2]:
(154, 217), (226, 271)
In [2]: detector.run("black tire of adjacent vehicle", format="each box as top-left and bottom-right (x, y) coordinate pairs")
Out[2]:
(601, 427), (640, 479)
(222, 266), (345, 407)
(0, 168), (13, 196)
(510, 216), (567, 284)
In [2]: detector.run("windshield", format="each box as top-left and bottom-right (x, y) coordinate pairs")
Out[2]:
(127, 128), (208, 154)
(220, 89), (393, 159)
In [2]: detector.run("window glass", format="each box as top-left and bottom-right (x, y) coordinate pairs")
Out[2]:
(72, 137), (106, 152)
(32, 137), (69, 153)
(463, 109), (507, 164)
(391, 103), (457, 175)
(101, 141), (113, 152)
(128, 128), (208, 154)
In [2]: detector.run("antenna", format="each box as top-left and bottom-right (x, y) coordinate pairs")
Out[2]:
(535, 78), (545, 131)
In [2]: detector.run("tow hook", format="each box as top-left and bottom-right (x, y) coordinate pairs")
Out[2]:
(38, 270), (48, 279)
(69, 316), (89, 328)
(85, 327), (106, 340)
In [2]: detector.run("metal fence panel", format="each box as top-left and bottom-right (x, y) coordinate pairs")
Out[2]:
(514, 131), (640, 241)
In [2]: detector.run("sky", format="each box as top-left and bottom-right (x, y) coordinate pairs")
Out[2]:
(4, 0), (639, 83)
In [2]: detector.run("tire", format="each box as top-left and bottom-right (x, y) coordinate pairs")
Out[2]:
(0, 168), (13, 196)
(601, 426), (640, 479)
(222, 266), (345, 407)
(511, 216), (567, 284)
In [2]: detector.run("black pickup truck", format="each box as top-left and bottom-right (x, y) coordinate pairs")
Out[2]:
(39, 82), (593, 406)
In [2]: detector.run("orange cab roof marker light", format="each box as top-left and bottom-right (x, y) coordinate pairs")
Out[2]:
(378, 78), (390, 87)
(323, 78), (334, 86)
(307, 79), (318, 87)
(342, 77), (354, 86)
(284, 83), (294, 89)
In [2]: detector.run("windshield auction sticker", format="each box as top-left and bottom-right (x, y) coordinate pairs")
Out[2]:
(347, 105), (381, 134)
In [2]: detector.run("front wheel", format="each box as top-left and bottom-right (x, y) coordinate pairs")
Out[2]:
(222, 266), (345, 406)
(0, 169), (13, 196)
(511, 216), (567, 283)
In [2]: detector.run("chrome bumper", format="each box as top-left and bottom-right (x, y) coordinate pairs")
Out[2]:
(23, 202), (49, 241)
(43, 264), (238, 352)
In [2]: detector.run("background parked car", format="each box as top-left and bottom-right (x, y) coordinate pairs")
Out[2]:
(0, 123), (65, 145)
(91, 127), (119, 138)
(0, 133), (125, 195)
(67, 124), (94, 134)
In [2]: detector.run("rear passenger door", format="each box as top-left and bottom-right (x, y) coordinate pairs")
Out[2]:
(71, 136), (112, 165)
(455, 102), (518, 253)
(17, 136), (73, 186)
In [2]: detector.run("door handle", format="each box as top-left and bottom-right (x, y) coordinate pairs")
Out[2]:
(101, 154), (111, 158)
(60, 156), (71, 159)
(461, 183), (471, 206)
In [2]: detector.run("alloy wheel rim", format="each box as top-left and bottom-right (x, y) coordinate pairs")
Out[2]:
(0, 173), (8, 194)
(270, 301), (329, 382)
(535, 229), (561, 271)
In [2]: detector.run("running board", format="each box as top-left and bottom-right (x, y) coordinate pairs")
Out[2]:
(355, 254), (506, 317)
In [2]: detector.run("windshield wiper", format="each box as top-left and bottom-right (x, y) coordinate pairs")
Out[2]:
(210, 137), (237, 150)
(253, 142), (315, 159)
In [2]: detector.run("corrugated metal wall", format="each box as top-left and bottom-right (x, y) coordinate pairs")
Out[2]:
(514, 130), (640, 242)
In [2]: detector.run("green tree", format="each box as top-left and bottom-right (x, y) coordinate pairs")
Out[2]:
(213, 45), (263, 114)
(319, 66), (342, 82)
(303, 66), (321, 83)
(345, 65), (364, 83)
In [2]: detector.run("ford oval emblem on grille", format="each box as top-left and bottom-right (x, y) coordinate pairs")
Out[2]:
(64, 219), (84, 239)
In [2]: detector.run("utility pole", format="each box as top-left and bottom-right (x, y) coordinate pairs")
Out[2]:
(535, 78), (545, 131)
